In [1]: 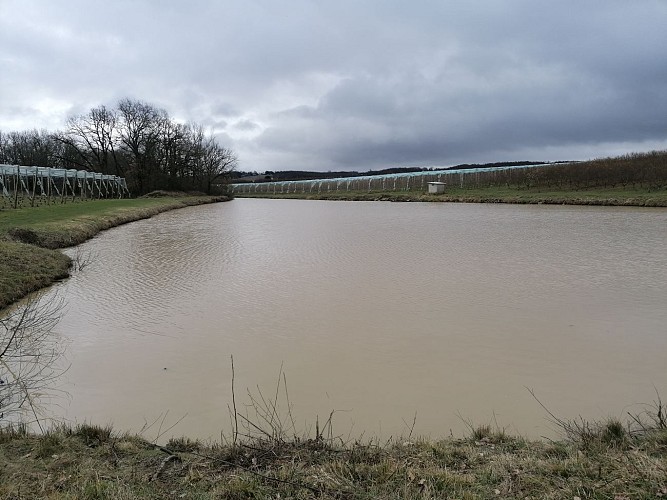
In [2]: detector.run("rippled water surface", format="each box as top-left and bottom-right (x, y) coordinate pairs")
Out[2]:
(48, 199), (667, 439)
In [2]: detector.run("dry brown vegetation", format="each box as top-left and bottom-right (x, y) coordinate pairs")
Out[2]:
(0, 415), (665, 499)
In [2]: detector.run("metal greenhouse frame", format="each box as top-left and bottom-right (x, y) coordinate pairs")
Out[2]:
(0, 164), (129, 209)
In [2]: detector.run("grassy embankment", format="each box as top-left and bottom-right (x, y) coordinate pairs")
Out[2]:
(1, 412), (666, 499)
(0, 193), (229, 312)
(235, 185), (667, 206)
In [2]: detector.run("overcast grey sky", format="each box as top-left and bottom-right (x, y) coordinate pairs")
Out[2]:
(1, 0), (666, 171)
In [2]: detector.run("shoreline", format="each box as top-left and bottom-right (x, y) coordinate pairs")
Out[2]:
(233, 187), (667, 207)
(0, 195), (231, 312)
(1, 418), (665, 498)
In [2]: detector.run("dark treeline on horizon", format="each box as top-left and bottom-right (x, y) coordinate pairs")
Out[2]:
(0, 99), (237, 195)
(233, 160), (554, 182)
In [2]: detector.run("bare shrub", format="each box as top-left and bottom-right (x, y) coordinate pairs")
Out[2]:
(0, 293), (66, 431)
(70, 247), (97, 273)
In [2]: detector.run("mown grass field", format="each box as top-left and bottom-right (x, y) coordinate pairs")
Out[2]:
(0, 198), (185, 232)
(0, 195), (229, 311)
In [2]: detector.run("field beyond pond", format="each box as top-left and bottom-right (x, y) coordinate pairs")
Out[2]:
(235, 185), (667, 206)
(233, 151), (667, 206)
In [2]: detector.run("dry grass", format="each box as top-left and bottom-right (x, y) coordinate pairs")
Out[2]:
(0, 421), (665, 499)
(0, 241), (71, 310)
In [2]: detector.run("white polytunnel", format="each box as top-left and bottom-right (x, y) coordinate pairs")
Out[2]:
(229, 163), (566, 194)
(1, 164), (129, 208)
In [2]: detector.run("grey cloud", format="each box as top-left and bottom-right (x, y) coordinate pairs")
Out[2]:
(200, 118), (228, 131)
(210, 103), (240, 117)
(257, 54), (667, 169)
(1, 0), (666, 171)
(232, 120), (260, 132)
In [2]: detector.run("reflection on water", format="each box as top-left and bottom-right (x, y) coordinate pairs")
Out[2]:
(45, 199), (667, 440)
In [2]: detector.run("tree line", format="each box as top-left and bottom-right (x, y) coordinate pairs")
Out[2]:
(489, 151), (667, 191)
(0, 98), (237, 195)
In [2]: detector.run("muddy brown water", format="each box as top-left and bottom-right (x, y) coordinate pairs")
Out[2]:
(44, 199), (667, 441)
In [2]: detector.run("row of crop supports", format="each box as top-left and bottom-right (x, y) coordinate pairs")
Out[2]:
(0, 165), (129, 209)
(232, 151), (667, 195)
(231, 164), (535, 195)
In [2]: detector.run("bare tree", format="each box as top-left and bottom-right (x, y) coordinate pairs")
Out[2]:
(117, 98), (167, 194)
(0, 130), (6, 163)
(1, 130), (60, 167)
(0, 294), (66, 431)
(54, 105), (124, 176)
(158, 120), (190, 189)
(3, 98), (240, 195)
(198, 137), (238, 194)
(186, 124), (237, 193)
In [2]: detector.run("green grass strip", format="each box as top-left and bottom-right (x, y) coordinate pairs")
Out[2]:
(236, 186), (667, 206)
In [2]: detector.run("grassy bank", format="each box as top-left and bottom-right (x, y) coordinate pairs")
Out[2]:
(1, 418), (665, 499)
(235, 186), (667, 206)
(0, 194), (230, 311)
